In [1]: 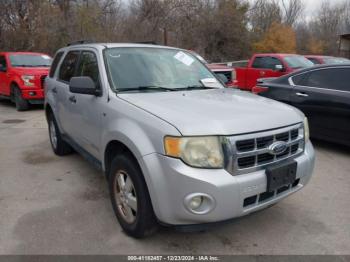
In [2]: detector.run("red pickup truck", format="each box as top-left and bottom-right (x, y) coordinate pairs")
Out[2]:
(233, 53), (314, 91)
(190, 51), (236, 87)
(0, 52), (52, 111)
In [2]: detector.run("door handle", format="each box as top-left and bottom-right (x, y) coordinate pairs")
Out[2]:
(296, 92), (308, 97)
(52, 87), (57, 94)
(260, 71), (266, 76)
(69, 95), (77, 103)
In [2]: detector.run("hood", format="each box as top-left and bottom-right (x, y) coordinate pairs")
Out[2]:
(11, 67), (50, 76)
(119, 88), (304, 136)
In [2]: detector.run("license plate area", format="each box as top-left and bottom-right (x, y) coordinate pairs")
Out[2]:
(266, 161), (297, 192)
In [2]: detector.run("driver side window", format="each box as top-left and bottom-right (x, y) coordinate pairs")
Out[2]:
(0, 56), (7, 71)
(76, 51), (101, 89)
(252, 57), (282, 70)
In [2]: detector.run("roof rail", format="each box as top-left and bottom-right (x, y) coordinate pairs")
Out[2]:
(133, 41), (158, 45)
(67, 40), (95, 46)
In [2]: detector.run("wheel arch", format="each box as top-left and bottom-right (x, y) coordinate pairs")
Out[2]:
(104, 140), (139, 177)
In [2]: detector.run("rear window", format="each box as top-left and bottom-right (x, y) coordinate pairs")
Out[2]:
(307, 58), (321, 65)
(49, 52), (64, 78)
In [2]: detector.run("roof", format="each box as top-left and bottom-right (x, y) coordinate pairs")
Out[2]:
(0, 51), (49, 56)
(254, 53), (300, 57)
(304, 55), (332, 58)
(58, 43), (180, 52)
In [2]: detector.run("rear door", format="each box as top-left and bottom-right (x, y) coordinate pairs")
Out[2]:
(0, 55), (9, 95)
(289, 67), (350, 144)
(247, 56), (284, 90)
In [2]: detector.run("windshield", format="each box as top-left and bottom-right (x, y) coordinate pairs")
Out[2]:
(323, 57), (350, 64)
(104, 47), (223, 92)
(9, 54), (52, 67)
(284, 56), (314, 69)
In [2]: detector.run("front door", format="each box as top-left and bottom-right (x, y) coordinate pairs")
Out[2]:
(247, 56), (284, 89)
(56, 50), (81, 135)
(66, 50), (104, 158)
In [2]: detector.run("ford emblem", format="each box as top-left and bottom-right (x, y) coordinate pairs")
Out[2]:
(268, 141), (288, 155)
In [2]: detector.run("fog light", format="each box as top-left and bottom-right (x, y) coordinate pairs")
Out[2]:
(29, 91), (36, 96)
(189, 196), (203, 210)
(184, 193), (215, 214)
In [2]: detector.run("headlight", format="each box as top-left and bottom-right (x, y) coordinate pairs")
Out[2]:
(164, 136), (224, 168)
(21, 75), (35, 87)
(304, 117), (310, 142)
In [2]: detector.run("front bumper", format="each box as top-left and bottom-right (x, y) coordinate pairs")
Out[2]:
(21, 88), (44, 100)
(139, 141), (315, 225)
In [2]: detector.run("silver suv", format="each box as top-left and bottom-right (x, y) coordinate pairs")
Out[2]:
(45, 43), (315, 238)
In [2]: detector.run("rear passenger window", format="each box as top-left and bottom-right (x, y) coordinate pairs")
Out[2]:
(304, 68), (350, 91)
(49, 51), (64, 78)
(58, 51), (80, 82)
(76, 51), (100, 87)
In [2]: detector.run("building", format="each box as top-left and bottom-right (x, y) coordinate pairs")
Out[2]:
(339, 33), (350, 58)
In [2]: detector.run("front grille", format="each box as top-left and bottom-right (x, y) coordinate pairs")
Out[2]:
(40, 75), (47, 89)
(228, 124), (304, 175)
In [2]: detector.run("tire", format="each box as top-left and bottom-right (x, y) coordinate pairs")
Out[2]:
(108, 154), (158, 238)
(13, 86), (29, 111)
(47, 112), (73, 156)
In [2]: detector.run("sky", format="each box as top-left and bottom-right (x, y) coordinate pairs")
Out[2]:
(300, 0), (344, 15)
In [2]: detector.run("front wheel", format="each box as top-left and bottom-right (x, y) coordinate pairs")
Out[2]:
(13, 86), (29, 111)
(109, 154), (158, 238)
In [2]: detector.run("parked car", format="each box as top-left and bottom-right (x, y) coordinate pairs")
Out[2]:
(212, 60), (249, 68)
(305, 55), (350, 65)
(253, 64), (350, 146)
(234, 53), (314, 91)
(0, 52), (52, 110)
(190, 52), (236, 87)
(45, 42), (315, 238)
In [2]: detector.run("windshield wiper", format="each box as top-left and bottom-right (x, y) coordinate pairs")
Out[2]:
(13, 65), (35, 67)
(117, 85), (177, 92)
(178, 85), (217, 90)
(13, 64), (50, 67)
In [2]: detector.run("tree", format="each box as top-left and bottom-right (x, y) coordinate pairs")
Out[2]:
(281, 0), (303, 26)
(249, 0), (282, 37)
(253, 22), (296, 53)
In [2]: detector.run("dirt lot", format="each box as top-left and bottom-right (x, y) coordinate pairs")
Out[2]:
(0, 100), (349, 255)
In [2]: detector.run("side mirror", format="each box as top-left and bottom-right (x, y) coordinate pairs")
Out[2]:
(275, 64), (284, 72)
(216, 73), (229, 84)
(69, 76), (100, 96)
(0, 64), (7, 72)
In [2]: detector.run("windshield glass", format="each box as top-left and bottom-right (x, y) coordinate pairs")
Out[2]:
(9, 54), (52, 67)
(104, 47), (223, 91)
(323, 57), (350, 64)
(284, 56), (314, 69)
